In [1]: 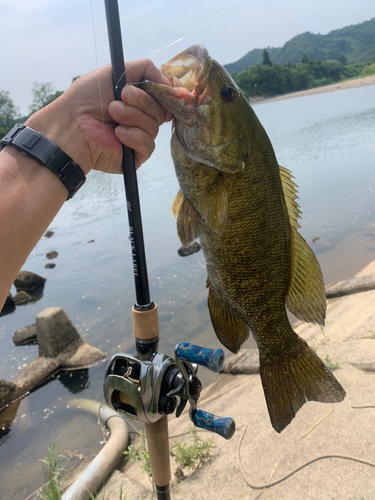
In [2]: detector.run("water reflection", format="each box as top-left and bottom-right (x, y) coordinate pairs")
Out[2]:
(57, 369), (90, 394)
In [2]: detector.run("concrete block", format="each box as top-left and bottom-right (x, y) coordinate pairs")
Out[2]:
(36, 307), (83, 358)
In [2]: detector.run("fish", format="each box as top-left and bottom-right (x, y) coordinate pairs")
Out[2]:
(139, 45), (345, 432)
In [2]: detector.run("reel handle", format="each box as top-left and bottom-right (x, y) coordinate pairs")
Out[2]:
(176, 342), (224, 373)
(193, 409), (235, 440)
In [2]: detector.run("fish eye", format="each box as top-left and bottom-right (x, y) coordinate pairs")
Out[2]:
(221, 85), (237, 103)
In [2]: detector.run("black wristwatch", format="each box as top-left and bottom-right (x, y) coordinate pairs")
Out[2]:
(1, 124), (86, 200)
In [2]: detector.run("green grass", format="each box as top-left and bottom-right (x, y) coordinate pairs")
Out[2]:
(39, 441), (127, 500)
(324, 354), (340, 371)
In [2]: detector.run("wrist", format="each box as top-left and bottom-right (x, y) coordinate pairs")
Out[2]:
(25, 94), (93, 176)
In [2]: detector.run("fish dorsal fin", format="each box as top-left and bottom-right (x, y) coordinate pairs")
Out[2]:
(279, 166), (326, 325)
(171, 190), (184, 218)
(207, 282), (249, 354)
(279, 165), (302, 229)
(198, 176), (229, 234)
(176, 194), (205, 247)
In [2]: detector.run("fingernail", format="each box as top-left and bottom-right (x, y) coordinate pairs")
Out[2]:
(110, 101), (125, 119)
(115, 126), (127, 139)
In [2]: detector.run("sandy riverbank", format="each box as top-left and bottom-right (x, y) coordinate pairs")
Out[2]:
(251, 74), (375, 105)
(97, 257), (375, 499)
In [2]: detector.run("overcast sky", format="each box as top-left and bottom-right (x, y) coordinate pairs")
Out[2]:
(1, 0), (374, 115)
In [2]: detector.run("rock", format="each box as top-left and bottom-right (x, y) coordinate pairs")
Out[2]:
(87, 240), (95, 243)
(44, 263), (56, 269)
(326, 273), (375, 299)
(44, 230), (54, 238)
(0, 379), (18, 402)
(221, 348), (260, 374)
(62, 343), (106, 370)
(35, 307), (106, 367)
(13, 357), (59, 392)
(46, 251), (58, 259)
(36, 307), (83, 359)
(1, 309), (106, 409)
(13, 324), (38, 346)
(13, 290), (32, 305)
(14, 271), (46, 291)
(178, 242), (201, 257)
(0, 293), (16, 316)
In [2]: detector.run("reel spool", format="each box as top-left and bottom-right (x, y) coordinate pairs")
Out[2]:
(104, 342), (235, 440)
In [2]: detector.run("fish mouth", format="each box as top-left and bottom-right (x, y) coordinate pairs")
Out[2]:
(161, 44), (211, 97)
(139, 45), (212, 125)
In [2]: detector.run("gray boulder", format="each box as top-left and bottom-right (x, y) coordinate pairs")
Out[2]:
(13, 324), (38, 346)
(14, 271), (46, 291)
(13, 290), (32, 305)
(46, 251), (58, 259)
(0, 293), (16, 316)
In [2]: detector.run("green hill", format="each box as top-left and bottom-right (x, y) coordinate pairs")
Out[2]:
(225, 17), (375, 73)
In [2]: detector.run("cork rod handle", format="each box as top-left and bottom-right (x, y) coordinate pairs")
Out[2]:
(132, 304), (172, 488)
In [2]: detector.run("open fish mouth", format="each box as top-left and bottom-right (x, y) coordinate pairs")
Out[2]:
(160, 44), (211, 97)
(139, 45), (213, 125)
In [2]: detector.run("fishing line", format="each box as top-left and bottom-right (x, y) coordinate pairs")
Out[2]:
(112, 0), (241, 91)
(237, 424), (375, 491)
(90, 0), (128, 343)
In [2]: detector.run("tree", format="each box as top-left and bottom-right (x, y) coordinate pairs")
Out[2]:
(262, 49), (272, 66)
(0, 91), (20, 139)
(29, 82), (63, 115)
(301, 54), (310, 64)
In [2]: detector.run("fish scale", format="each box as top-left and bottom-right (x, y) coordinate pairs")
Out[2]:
(139, 44), (345, 432)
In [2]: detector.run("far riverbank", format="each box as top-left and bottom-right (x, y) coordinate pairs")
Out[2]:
(251, 74), (375, 105)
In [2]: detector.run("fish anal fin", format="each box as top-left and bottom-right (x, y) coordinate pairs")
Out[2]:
(198, 177), (229, 234)
(177, 196), (205, 247)
(171, 190), (184, 218)
(207, 284), (249, 354)
(260, 337), (346, 433)
(279, 165), (326, 325)
(286, 229), (326, 325)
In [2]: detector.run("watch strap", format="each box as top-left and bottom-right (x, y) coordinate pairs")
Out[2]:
(1, 124), (86, 200)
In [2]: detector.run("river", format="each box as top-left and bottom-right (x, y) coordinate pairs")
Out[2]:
(0, 84), (374, 499)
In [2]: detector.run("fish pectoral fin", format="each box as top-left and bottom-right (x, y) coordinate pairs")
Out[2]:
(207, 284), (249, 354)
(279, 165), (326, 325)
(171, 190), (184, 218)
(198, 177), (229, 234)
(260, 337), (345, 433)
(176, 195), (205, 246)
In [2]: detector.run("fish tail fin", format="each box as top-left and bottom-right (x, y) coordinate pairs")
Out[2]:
(260, 337), (346, 433)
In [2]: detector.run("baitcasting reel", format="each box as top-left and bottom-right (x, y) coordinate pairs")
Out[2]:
(104, 342), (235, 439)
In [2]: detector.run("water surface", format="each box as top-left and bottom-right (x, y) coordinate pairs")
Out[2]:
(0, 84), (374, 499)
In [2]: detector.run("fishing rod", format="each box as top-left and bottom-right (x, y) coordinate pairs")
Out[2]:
(103, 2), (235, 499)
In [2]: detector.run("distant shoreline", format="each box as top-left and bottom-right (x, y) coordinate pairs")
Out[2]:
(251, 74), (375, 105)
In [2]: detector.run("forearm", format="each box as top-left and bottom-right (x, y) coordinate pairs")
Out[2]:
(0, 60), (170, 309)
(0, 100), (91, 309)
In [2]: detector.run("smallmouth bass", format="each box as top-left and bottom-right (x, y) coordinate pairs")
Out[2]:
(140, 45), (345, 432)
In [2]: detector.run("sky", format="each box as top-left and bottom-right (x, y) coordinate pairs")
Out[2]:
(0, 0), (374, 115)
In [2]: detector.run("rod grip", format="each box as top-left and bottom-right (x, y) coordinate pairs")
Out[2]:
(176, 342), (224, 372)
(132, 305), (159, 340)
(145, 416), (171, 487)
(193, 409), (235, 440)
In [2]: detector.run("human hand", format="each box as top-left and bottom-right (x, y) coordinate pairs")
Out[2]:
(26, 59), (172, 174)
